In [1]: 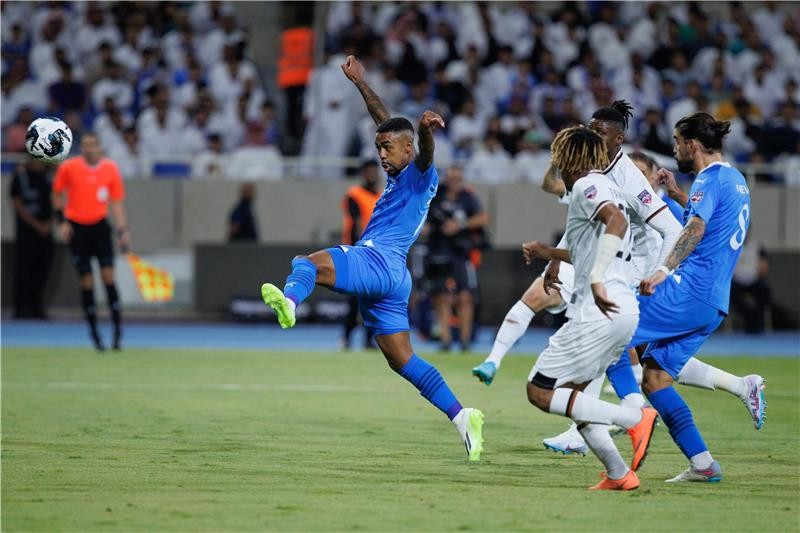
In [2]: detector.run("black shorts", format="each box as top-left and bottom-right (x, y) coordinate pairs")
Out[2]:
(68, 219), (114, 275)
(426, 255), (477, 295)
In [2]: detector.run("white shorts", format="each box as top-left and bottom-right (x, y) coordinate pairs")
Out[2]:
(538, 261), (575, 314)
(529, 313), (639, 388)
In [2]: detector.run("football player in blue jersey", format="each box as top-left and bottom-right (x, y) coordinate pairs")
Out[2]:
(260, 55), (484, 461)
(636, 112), (766, 483)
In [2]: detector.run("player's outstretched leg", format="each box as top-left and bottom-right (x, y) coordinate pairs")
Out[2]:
(262, 252), (335, 329)
(579, 423), (641, 491)
(542, 375), (603, 455)
(378, 332), (484, 461)
(642, 363), (723, 483)
(474, 278), (561, 385)
(677, 357), (767, 430)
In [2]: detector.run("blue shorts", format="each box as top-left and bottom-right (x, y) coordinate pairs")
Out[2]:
(327, 245), (411, 336)
(631, 276), (725, 378)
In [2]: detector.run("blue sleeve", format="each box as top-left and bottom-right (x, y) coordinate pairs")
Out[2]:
(410, 163), (438, 193)
(686, 176), (719, 223)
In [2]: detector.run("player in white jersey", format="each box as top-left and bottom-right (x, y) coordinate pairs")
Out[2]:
(474, 101), (682, 454)
(526, 126), (658, 490)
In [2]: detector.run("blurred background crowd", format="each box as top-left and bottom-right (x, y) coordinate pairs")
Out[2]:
(1, 1), (798, 182)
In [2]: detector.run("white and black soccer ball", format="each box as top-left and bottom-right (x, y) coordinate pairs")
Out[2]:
(25, 117), (73, 163)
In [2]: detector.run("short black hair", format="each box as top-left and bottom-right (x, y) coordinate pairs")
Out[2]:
(376, 117), (414, 136)
(675, 112), (731, 152)
(359, 159), (378, 171)
(629, 151), (657, 171)
(591, 99), (634, 131)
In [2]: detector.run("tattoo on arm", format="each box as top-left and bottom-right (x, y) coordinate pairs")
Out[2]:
(665, 216), (706, 270)
(415, 126), (434, 171)
(355, 80), (390, 126)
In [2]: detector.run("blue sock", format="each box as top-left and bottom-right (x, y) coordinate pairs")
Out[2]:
(648, 387), (708, 459)
(398, 354), (463, 420)
(283, 257), (317, 306)
(606, 349), (640, 400)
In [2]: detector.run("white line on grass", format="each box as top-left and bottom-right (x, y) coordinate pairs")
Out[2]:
(3, 382), (386, 393)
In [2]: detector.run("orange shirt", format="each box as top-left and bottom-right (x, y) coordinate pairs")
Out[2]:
(53, 157), (125, 224)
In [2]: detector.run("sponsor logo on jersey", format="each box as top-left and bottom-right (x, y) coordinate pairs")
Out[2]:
(637, 190), (652, 205)
(584, 185), (597, 199)
(690, 191), (704, 203)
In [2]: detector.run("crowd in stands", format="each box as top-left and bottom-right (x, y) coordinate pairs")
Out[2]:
(1, 1), (798, 183)
(2, 1), (281, 179)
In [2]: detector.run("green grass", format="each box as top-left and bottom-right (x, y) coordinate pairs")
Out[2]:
(2, 347), (798, 532)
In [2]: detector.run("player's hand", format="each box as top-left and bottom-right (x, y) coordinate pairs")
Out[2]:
(591, 282), (619, 318)
(59, 221), (73, 244)
(522, 240), (551, 264)
(639, 270), (667, 296)
(543, 261), (562, 295)
(657, 168), (681, 198)
(419, 110), (445, 131)
(341, 55), (365, 83)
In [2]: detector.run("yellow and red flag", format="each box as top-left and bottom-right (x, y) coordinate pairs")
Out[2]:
(126, 254), (174, 302)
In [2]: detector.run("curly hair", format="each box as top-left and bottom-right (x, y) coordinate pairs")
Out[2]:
(550, 126), (610, 174)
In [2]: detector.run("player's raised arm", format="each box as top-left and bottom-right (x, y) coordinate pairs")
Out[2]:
(541, 164), (566, 198)
(341, 55), (390, 126)
(415, 110), (445, 172)
(657, 167), (689, 207)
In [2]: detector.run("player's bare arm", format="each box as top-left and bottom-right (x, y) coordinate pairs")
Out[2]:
(541, 164), (566, 197)
(341, 55), (390, 126)
(522, 240), (571, 264)
(657, 168), (688, 207)
(415, 110), (445, 172)
(591, 202), (629, 317)
(543, 260), (562, 295)
(640, 215), (706, 295)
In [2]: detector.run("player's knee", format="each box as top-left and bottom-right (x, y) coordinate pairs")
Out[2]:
(522, 285), (556, 313)
(641, 369), (670, 396)
(458, 290), (473, 305)
(526, 382), (550, 411)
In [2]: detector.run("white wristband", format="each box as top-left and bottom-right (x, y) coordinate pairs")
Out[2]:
(656, 265), (674, 276)
(590, 233), (623, 284)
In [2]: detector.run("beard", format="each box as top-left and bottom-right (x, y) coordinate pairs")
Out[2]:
(676, 155), (694, 174)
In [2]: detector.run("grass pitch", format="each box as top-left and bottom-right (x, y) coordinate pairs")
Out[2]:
(2, 346), (798, 531)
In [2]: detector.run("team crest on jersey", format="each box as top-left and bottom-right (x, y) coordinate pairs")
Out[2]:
(584, 185), (597, 199)
(637, 190), (652, 205)
(691, 191), (704, 203)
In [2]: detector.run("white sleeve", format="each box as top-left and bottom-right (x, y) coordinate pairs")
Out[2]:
(558, 190), (571, 205)
(573, 177), (616, 222)
(647, 207), (683, 272)
(626, 175), (668, 223)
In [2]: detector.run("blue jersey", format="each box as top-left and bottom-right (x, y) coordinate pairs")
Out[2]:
(659, 191), (685, 222)
(677, 162), (750, 313)
(357, 162), (438, 261)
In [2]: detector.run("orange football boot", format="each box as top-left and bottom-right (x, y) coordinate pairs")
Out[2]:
(589, 470), (640, 491)
(628, 407), (658, 471)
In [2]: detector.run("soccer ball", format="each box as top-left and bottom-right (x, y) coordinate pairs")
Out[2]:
(25, 117), (73, 163)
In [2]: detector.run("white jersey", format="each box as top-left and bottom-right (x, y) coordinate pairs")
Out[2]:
(603, 151), (668, 281)
(564, 173), (638, 321)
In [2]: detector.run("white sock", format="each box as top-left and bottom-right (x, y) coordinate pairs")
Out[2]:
(579, 423), (629, 480)
(486, 300), (534, 368)
(286, 298), (297, 314)
(632, 363), (643, 385)
(583, 375), (605, 399)
(549, 389), (642, 428)
(677, 358), (747, 398)
(690, 450), (714, 470)
(620, 393), (646, 409)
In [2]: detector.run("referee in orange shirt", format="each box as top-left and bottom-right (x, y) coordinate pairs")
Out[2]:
(52, 133), (130, 351)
